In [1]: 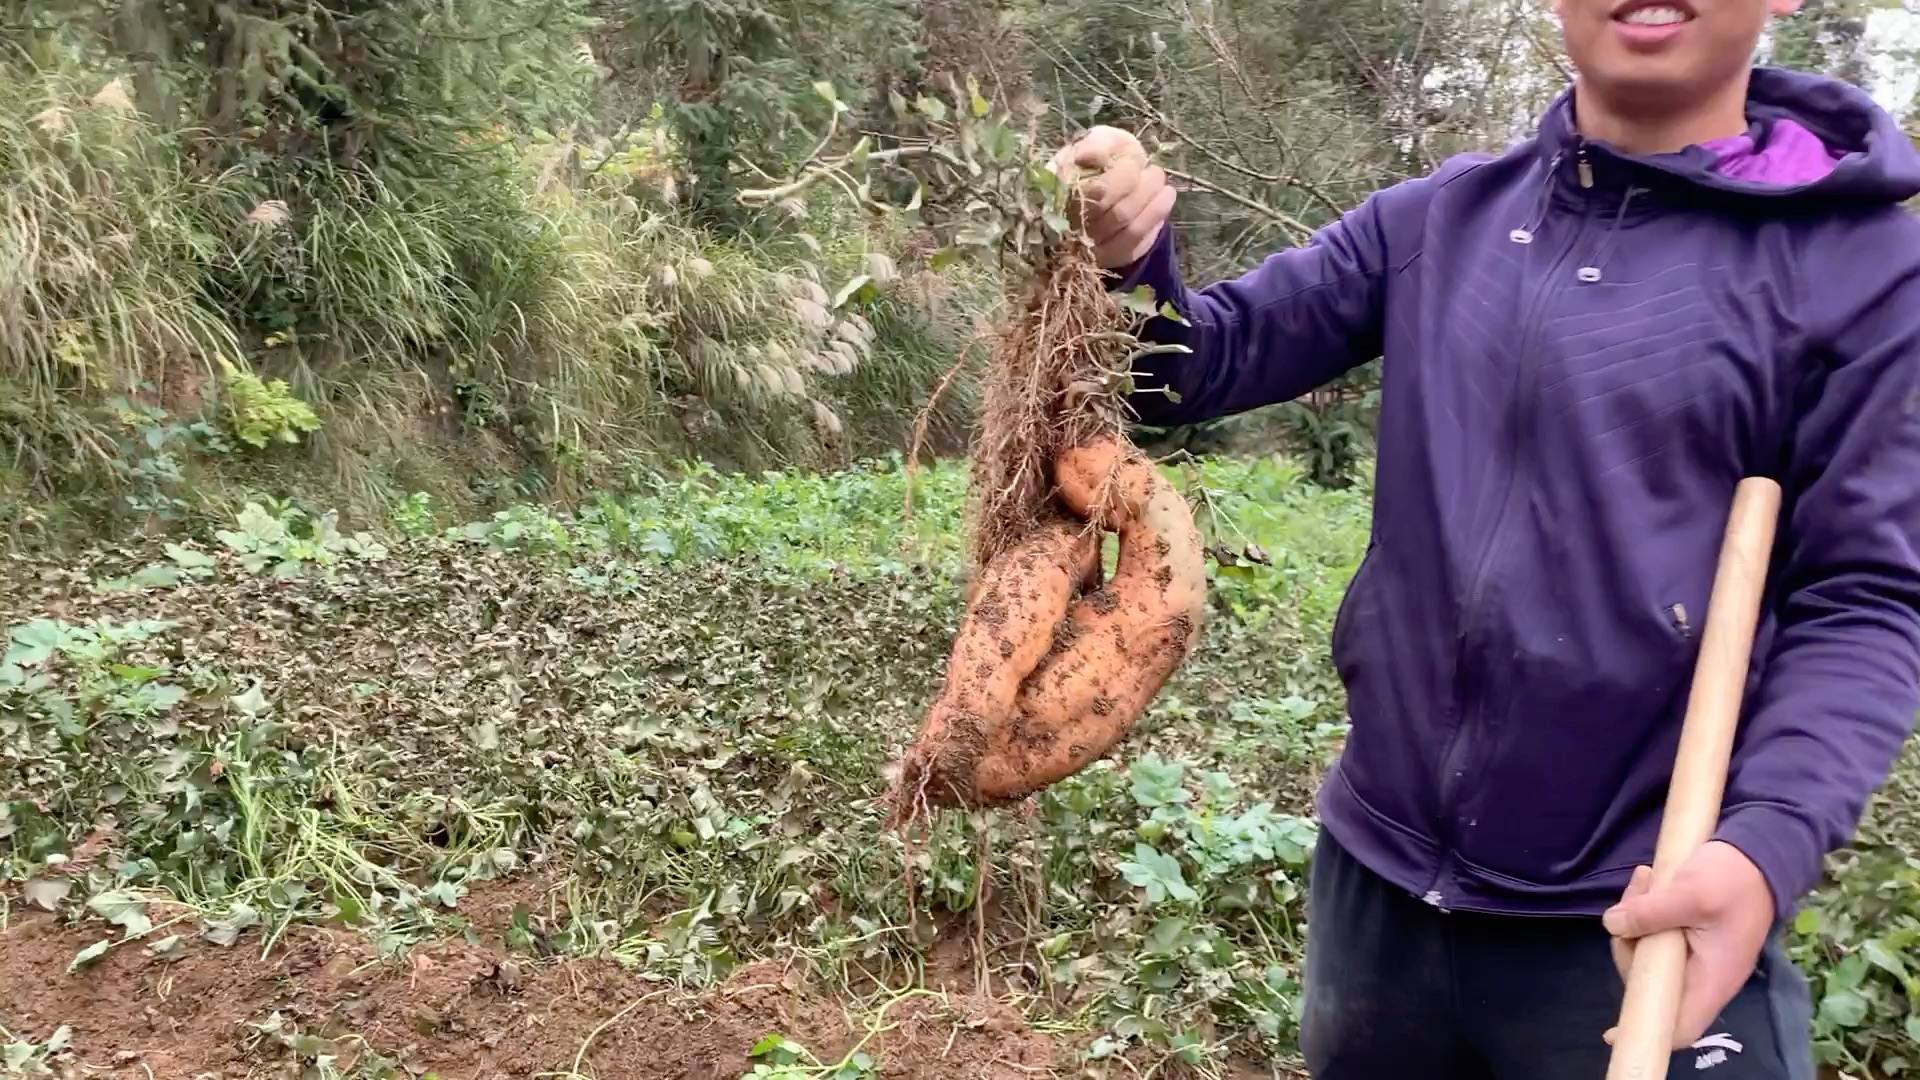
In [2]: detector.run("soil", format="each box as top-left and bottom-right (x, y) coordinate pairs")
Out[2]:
(0, 880), (1069, 1080)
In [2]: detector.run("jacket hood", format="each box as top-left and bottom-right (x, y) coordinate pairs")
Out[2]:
(1536, 65), (1920, 205)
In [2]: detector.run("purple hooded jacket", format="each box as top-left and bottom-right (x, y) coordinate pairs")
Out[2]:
(1117, 67), (1920, 919)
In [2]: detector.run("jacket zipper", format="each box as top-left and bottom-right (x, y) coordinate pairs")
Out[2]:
(1421, 145), (1595, 909)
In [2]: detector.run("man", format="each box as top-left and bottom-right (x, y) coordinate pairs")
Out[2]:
(1057, 0), (1920, 1076)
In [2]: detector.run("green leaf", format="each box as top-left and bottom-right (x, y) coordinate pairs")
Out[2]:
(88, 890), (152, 937)
(24, 877), (71, 911)
(235, 502), (286, 544)
(231, 680), (269, 717)
(978, 120), (1016, 162)
(1146, 916), (1191, 954)
(1863, 938), (1911, 982)
(1170, 1028), (1206, 1064)
(5, 619), (65, 667)
(130, 563), (181, 588)
(1118, 285), (1160, 317)
(1129, 755), (1189, 807)
(165, 543), (215, 570)
(68, 938), (111, 972)
(201, 903), (260, 946)
(1834, 952), (1870, 990)
(812, 80), (839, 106)
(914, 95), (946, 123)
(1818, 988), (1869, 1029)
(749, 1033), (806, 1065)
(1905, 1012), (1920, 1046)
(1119, 843), (1198, 904)
(749, 1034), (785, 1057)
(831, 275), (873, 309)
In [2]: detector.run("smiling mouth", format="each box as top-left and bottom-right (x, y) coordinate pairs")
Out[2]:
(1612, 2), (1694, 26)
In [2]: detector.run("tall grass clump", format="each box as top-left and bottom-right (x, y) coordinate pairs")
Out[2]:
(0, 66), (241, 524)
(0, 48), (989, 544)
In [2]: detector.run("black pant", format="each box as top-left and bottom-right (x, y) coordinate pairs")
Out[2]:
(1300, 829), (1815, 1079)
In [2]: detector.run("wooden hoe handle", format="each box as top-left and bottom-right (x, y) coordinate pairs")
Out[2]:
(1605, 477), (1782, 1080)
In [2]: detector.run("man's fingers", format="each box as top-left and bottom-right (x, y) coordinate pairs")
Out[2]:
(1092, 184), (1175, 270)
(1623, 864), (1653, 899)
(1603, 870), (1705, 940)
(1044, 124), (1172, 270)
(1671, 944), (1748, 1050)
(1609, 933), (1634, 984)
(1065, 154), (1137, 234)
(1080, 156), (1144, 222)
(1092, 164), (1168, 244)
(1085, 162), (1158, 248)
(1054, 126), (1145, 185)
(1606, 865), (1654, 984)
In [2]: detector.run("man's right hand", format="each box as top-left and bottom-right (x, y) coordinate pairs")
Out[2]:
(1050, 125), (1175, 271)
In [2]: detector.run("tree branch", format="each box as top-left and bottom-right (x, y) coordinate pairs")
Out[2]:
(735, 144), (962, 206)
(1163, 167), (1316, 246)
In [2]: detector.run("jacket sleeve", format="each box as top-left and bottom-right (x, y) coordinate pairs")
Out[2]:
(1713, 218), (1920, 920)
(1110, 172), (1438, 428)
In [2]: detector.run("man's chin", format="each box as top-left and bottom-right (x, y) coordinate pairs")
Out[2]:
(1576, 65), (1713, 118)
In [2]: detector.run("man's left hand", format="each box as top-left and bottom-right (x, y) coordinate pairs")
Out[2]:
(1600, 840), (1774, 1049)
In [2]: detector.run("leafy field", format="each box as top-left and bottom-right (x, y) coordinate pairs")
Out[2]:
(3, 454), (1917, 1079)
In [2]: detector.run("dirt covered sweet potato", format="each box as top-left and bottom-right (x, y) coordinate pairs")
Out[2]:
(891, 436), (1205, 818)
(897, 515), (1102, 806)
(970, 437), (1205, 801)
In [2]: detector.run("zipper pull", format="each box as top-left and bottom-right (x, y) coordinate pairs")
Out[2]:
(1577, 145), (1594, 189)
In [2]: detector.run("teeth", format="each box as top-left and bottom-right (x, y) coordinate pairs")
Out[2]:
(1619, 5), (1688, 24)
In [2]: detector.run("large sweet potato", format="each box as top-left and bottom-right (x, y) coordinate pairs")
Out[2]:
(971, 437), (1205, 800)
(893, 436), (1205, 816)
(896, 514), (1101, 808)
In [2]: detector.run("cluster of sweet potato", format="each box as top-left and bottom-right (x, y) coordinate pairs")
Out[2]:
(891, 435), (1205, 817)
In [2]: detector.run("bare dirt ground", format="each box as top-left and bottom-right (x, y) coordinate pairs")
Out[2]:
(0, 880), (1076, 1080)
